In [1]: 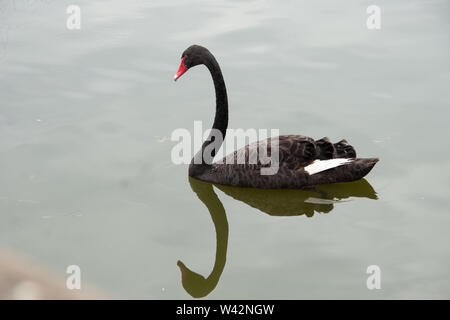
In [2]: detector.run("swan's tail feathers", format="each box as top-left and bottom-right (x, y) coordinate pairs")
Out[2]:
(334, 139), (357, 158)
(305, 157), (379, 182)
(350, 157), (379, 180)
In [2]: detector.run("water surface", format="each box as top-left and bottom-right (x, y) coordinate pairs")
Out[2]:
(1, 0), (449, 299)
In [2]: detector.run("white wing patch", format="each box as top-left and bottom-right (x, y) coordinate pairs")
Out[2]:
(304, 158), (353, 175)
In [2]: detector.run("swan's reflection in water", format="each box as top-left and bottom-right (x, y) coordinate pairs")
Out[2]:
(178, 177), (378, 298)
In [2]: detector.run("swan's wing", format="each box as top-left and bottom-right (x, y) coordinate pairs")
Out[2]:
(217, 135), (319, 170)
(216, 135), (357, 169)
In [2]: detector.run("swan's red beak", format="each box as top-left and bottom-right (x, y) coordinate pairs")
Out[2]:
(174, 57), (188, 81)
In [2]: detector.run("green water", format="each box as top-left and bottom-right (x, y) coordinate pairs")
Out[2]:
(0, 0), (449, 299)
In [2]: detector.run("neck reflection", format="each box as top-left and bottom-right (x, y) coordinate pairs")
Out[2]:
(177, 177), (228, 298)
(178, 178), (378, 298)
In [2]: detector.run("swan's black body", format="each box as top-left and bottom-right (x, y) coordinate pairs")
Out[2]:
(175, 45), (378, 189)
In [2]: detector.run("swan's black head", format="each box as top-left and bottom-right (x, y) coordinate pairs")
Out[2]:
(174, 45), (211, 81)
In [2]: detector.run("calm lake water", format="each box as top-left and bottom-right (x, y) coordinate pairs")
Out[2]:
(1, 0), (449, 299)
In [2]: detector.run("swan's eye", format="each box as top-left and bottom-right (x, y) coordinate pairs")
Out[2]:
(182, 56), (189, 67)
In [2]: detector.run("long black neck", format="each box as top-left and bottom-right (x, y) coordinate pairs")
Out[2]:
(189, 53), (228, 176)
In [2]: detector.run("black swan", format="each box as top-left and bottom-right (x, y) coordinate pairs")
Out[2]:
(174, 45), (379, 189)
